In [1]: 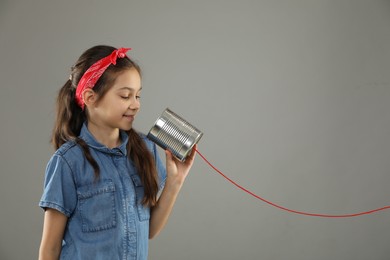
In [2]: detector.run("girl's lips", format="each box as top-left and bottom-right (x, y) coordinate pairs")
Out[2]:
(123, 115), (135, 121)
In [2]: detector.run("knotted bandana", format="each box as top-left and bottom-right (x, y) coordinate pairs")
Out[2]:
(75, 47), (131, 110)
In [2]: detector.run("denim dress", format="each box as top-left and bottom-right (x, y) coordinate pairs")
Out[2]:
(39, 124), (166, 260)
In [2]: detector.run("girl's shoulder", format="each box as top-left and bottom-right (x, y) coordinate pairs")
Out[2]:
(138, 132), (156, 152)
(53, 139), (81, 158)
(138, 132), (148, 142)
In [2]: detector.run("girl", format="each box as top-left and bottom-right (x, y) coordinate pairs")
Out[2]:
(38, 45), (196, 260)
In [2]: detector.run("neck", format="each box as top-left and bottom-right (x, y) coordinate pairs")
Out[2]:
(87, 121), (121, 149)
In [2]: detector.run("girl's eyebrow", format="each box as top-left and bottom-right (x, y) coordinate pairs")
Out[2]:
(118, 86), (142, 91)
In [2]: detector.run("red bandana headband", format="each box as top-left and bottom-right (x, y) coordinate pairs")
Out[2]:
(75, 47), (132, 110)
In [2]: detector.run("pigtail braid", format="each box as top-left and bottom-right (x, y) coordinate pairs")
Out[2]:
(127, 129), (159, 207)
(51, 79), (99, 178)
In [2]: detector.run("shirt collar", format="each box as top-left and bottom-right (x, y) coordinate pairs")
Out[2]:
(79, 123), (128, 156)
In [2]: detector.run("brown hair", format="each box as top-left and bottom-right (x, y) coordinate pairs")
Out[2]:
(52, 45), (159, 206)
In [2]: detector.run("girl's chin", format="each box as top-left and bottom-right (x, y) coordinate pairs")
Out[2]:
(119, 124), (133, 131)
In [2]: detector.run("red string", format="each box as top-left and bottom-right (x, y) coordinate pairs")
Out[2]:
(195, 148), (390, 218)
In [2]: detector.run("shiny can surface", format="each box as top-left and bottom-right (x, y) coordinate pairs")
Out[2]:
(147, 108), (203, 161)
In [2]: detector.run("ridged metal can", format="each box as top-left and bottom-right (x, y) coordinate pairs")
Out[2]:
(147, 108), (203, 161)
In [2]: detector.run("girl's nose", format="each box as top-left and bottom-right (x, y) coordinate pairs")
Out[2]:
(129, 97), (140, 110)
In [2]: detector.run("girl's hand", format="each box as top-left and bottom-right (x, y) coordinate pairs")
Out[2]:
(165, 144), (197, 190)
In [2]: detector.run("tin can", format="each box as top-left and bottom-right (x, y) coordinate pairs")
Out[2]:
(147, 108), (203, 161)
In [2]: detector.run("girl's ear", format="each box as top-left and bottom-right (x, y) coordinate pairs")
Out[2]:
(82, 89), (97, 108)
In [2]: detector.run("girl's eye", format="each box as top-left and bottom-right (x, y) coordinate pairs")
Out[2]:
(120, 95), (141, 100)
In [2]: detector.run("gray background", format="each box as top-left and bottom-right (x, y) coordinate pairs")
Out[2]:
(1, 0), (390, 259)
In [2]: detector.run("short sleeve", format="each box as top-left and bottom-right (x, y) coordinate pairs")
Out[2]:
(152, 143), (167, 191)
(39, 154), (77, 217)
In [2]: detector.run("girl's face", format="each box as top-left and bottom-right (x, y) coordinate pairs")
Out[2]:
(89, 67), (141, 132)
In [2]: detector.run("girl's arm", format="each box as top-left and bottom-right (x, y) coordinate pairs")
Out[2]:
(39, 208), (68, 260)
(149, 144), (197, 239)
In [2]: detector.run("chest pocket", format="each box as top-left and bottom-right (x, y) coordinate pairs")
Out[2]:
(130, 174), (151, 221)
(77, 179), (116, 232)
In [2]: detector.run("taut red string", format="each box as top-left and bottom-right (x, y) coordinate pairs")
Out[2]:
(195, 148), (390, 218)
